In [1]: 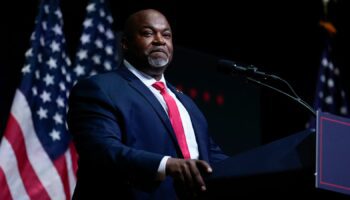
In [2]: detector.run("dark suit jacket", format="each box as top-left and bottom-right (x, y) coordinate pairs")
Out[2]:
(67, 64), (228, 199)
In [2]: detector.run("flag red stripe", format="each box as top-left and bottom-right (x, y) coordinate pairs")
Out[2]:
(69, 142), (78, 177)
(5, 114), (51, 199)
(54, 154), (70, 200)
(0, 167), (13, 200)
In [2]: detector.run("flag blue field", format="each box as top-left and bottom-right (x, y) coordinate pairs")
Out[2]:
(309, 40), (349, 129)
(73, 0), (119, 80)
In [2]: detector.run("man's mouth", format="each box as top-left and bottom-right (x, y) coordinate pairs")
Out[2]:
(150, 48), (167, 56)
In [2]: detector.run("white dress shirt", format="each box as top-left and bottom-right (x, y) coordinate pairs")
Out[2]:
(124, 60), (199, 179)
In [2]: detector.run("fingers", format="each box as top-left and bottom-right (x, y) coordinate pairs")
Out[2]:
(188, 161), (206, 191)
(182, 162), (194, 189)
(196, 160), (213, 174)
(166, 158), (212, 192)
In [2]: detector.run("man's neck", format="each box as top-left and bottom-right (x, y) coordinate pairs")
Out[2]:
(124, 59), (166, 81)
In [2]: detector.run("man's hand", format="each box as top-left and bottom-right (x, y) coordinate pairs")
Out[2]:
(166, 158), (212, 196)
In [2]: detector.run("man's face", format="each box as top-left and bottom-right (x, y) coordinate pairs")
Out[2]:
(123, 10), (173, 70)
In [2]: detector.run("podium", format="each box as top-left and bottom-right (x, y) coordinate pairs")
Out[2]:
(202, 128), (349, 198)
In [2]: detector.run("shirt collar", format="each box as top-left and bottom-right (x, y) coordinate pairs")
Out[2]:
(124, 59), (167, 88)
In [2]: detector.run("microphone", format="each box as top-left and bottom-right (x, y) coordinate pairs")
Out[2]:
(217, 59), (275, 79)
(217, 59), (316, 117)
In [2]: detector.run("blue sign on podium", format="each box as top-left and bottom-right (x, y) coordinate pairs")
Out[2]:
(316, 111), (350, 195)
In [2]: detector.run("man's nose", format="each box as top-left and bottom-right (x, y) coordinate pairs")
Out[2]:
(153, 33), (166, 44)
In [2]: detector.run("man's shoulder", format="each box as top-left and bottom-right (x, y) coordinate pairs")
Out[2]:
(77, 70), (125, 85)
(71, 70), (128, 94)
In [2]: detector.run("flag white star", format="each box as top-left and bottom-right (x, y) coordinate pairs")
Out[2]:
(322, 58), (328, 67)
(43, 74), (54, 86)
(38, 53), (43, 63)
(53, 113), (63, 124)
(334, 68), (340, 75)
(327, 79), (334, 88)
(37, 107), (48, 119)
(32, 87), (38, 96)
(80, 33), (91, 44)
(340, 106), (348, 115)
(74, 65), (86, 76)
(325, 96), (333, 104)
(320, 75), (325, 83)
(105, 46), (113, 55)
(98, 24), (105, 33)
(35, 70), (40, 79)
(328, 62), (334, 70)
(105, 29), (114, 40)
(42, 21), (47, 31)
(65, 57), (71, 66)
(341, 91), (345, 98)
(104, 61), (111, 70)
(83, 18), (93, 28)
(61, 67), (67, 75)
(44, 5), (49, 14)
(100, 9), (105, 17)
(66, 74), (71, 82)
(47, 57), (57, 69)
(25, 48), (33, 57)
(55, 9), (62, 18)
(107, 15), (113, 23)
(30, 32), (35, 41)
(50, 41), (60, 52)
(90, 70), (97, 76)
(59, 82), (66, 91)
(22, 64), (31, 74)
(40, 36), (45, 46)
(77, 49), (88, 60)
(94, 39), (103, 48)
(87, 3), (96, 12)
(92, 55), (101, 64)
(56, 96), (65, 108)
(49, 129), (61, 141)
(40, 90), (51, 103)
(319, 91), (324, 98)
(52, 24), (62, 35)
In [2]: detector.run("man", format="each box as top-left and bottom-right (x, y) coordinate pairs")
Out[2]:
(67, 9), (228, 199)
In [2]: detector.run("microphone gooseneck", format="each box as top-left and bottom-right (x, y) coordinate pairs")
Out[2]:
(217, 59), (316, 117)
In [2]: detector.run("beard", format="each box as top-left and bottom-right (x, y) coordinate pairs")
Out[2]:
(147, 56), (169, 68)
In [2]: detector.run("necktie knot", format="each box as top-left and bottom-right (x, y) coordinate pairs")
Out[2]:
(152, 81), (166, 93)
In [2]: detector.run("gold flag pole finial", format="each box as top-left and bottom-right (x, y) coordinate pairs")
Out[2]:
(320, 0), (337, 35)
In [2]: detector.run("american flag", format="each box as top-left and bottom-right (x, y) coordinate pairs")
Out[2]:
(0, 0), (77, 199)
(0, 0), (119, 198)
(73, 0), (119, 80)
(309, 40), (349, 128)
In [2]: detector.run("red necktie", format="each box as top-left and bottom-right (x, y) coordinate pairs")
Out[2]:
(152, 81), (191, 159)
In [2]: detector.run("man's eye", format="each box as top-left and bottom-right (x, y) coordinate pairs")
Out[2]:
(142, 32), (153, 36)
(163, 33), (172, 39)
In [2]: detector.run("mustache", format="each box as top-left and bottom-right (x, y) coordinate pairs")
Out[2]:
(149, 47), (168, 55)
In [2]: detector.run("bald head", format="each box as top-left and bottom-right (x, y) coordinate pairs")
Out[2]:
(121, 9), (174, 80)
(124, 9), (170, 39)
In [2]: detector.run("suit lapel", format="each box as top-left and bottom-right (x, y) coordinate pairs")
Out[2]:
(118, 66), (183, 155)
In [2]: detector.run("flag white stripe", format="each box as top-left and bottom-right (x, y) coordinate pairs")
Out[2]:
(0, 138), (30, 200)
(65, 147), (77, 197)
(11, 89), (65, 200)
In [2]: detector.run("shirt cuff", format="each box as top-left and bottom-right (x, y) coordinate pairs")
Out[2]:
(156, 156), (171, 181)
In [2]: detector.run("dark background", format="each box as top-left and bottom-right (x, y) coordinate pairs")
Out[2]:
(2, 0), (350, 143)
(1, 0), (350, 197)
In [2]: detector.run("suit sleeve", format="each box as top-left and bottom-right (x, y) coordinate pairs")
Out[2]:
(209, 137), (229, 163)
(67, 78), (163, 188)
